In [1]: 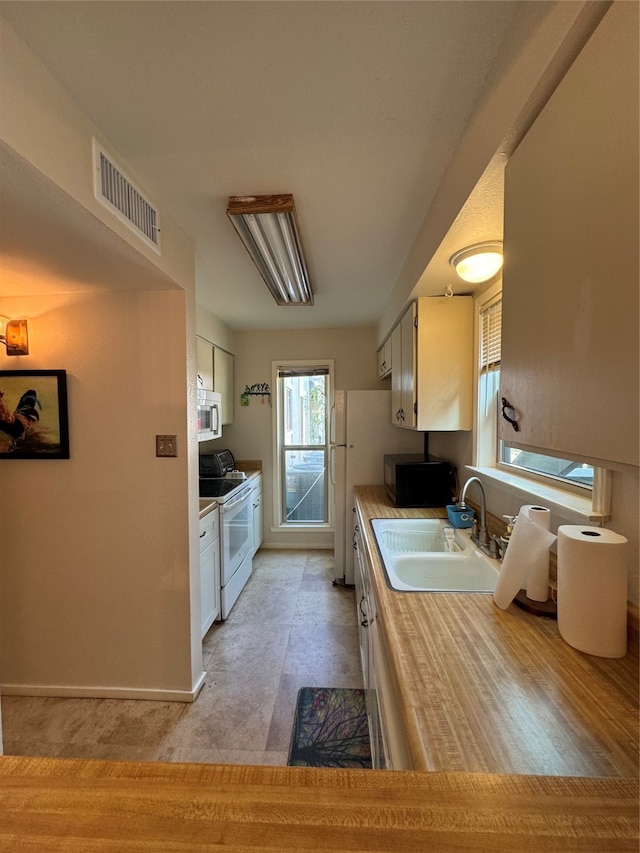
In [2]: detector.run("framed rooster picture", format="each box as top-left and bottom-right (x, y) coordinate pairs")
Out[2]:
(0, 370), (70, 459)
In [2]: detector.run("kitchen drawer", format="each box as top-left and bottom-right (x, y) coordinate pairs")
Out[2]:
(199, 507), (220, 552)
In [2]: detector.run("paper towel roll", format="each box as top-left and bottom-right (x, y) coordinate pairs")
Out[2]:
(493, 513), (557, 610)
(520, 505), (552, 602)
(557, 525), (628, 658)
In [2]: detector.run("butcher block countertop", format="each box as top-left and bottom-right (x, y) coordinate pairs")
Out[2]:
(1, 756), (638, 852)
(2, 483), (637, 849)
(353, 485), (639, 777)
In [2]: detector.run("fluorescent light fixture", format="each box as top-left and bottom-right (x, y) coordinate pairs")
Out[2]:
(227, 194), (313, 305)
(450, 241), (503, 284)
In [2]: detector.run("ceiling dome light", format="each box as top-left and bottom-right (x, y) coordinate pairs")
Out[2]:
(450, 241), (503, 284)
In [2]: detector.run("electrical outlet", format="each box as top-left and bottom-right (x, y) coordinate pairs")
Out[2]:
(156, 435), (177, 457)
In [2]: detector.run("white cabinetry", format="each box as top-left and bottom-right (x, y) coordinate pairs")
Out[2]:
(214, 347), (234, 426)
(354, 517), (412, 770)
(391, 304), (417, 427)
(377, 339), (392, 379)
(354, 522), (384, 769)
(200, 506), (221, 638)
(500, 4), (638, 466)
(196, 336), (214, 392)
(390, 321), (404, 426)
(391, 296), (472, 431)
(250, 474), (263, 557)
(197, 337), (235, 426)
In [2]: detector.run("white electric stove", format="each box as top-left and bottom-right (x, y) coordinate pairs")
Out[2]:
(199, 451), (253, 619)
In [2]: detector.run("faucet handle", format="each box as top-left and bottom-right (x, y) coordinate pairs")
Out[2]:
(489, 535), (501, 558)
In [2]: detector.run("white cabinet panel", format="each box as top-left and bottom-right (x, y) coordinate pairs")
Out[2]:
(196, 336), (214, 392)
(391, 297), (472, 431)
(197, 337), (234, 426)
(354, 519), (411, 770)
(377, 339), (392, 379)
(250, 474), (263, 556)
(390, 323), (403, 426)
(213, 347), (234, 425)
(500, 4), (638, 466)
(399, 305), (417, 428)
(199, 508), (220, 638)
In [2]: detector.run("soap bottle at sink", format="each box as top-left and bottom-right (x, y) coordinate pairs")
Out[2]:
(499, 515), (517, 558)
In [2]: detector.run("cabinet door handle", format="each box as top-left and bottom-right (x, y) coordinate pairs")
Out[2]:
(200, 531), (206, 538)
(359, 595), (369, 628)
(501, 397), (520, 432)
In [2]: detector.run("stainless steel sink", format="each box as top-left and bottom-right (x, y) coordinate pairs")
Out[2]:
(371, 518), (499, 593)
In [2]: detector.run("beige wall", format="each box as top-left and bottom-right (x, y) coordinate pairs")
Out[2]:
(196, 302), (236, 355)
(0, 18), (204, 697)
(0, 18), (191, 289)
(379, 1), (609, 343)
(0, 290), (203, 697)
(217, 326), (380, 549)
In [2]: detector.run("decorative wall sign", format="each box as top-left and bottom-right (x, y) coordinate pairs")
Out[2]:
(0, 370), (70, 458)
(241, 383), (271, 406)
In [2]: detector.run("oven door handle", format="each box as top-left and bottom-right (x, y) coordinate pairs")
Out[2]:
(220, 489), (251, 513)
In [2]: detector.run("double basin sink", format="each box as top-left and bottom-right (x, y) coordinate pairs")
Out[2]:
(371, 518), (499, 593)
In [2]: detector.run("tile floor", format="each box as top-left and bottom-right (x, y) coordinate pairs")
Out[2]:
(1, 549), (362, 765)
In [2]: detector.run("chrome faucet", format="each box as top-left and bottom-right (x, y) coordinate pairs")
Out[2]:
(459, 476), (499, 559)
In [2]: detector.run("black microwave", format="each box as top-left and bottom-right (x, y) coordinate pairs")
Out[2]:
(383, 454), (454, 508)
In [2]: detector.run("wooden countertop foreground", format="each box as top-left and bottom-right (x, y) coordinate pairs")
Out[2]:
(1, 756), (638, 852)
(353, 486), (639, 777)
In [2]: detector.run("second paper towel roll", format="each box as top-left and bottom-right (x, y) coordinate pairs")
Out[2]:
(520, 505), (552, 601)
(557, 525), (628, 658)
(493, 513), (557, 610)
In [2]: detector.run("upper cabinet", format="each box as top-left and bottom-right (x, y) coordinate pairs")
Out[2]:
(377, 338), (392, 379)
(500, 3), (639, 467)
(391, 303), (416, 427)
(214, 346), (234, 426)
(197, 336), (235, 425)
(391, 296), (473, 431)
(196, 336), (214, 391)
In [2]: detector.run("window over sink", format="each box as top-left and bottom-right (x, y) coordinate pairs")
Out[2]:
(475, 285), (608, 516)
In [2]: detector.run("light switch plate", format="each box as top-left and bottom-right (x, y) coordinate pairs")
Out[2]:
(156, 435), (177, 457)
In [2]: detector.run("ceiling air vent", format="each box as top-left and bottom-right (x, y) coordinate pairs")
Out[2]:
(92, 139), (161, 254)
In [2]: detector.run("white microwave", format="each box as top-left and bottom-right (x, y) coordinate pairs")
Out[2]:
(197, 389), (222, 441)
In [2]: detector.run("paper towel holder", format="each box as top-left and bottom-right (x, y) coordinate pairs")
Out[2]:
(514, 589), (558, 619)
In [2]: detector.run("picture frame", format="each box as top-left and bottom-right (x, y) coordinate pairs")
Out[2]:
(0, 370), (70, 459)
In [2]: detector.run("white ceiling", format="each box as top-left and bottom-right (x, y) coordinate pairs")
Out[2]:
(0, 1), (598, 332)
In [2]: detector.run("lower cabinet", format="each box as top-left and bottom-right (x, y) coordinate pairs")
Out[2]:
(250, 474), (263, 556)
(200, 507), (221, 638)
(354, 518), (412, 770)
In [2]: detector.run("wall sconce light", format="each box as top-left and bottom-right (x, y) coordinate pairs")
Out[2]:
(226, 194), (313, 306)
(450, 241), (503, 284)
(0, 317), (29, 356)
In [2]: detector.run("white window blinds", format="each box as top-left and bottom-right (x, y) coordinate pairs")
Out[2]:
(277, 367), (330, 378)
(479, 298), (502, 372)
